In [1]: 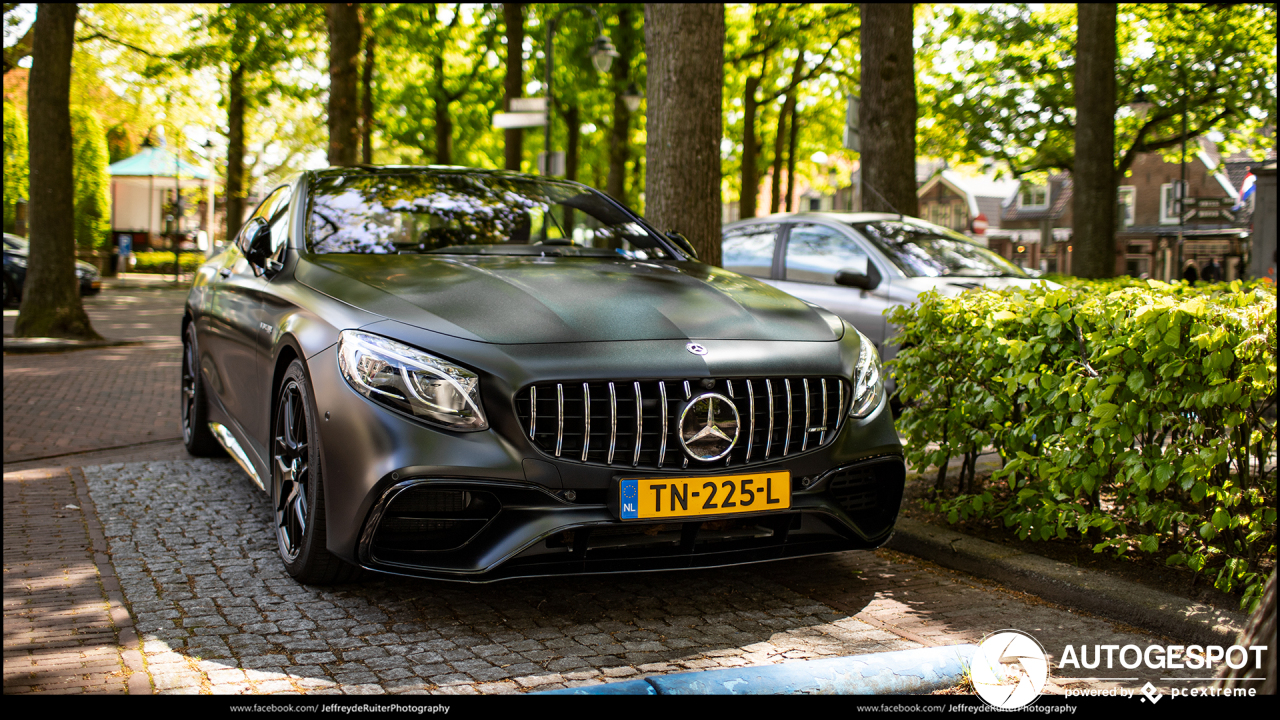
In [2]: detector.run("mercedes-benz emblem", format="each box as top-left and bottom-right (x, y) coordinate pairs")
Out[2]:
(686, 343), (708, 356)
(679, 393), (740, 461)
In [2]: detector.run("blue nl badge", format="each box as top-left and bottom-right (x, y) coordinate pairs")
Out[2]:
(619, 479), (639, 519)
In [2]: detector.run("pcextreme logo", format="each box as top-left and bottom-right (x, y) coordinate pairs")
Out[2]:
(972, 630), (1051, 709)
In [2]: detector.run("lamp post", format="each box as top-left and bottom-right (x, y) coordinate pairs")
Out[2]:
(542, 5), (618, 176)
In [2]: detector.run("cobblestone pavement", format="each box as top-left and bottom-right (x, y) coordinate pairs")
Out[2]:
(50, 458), (1203, 696)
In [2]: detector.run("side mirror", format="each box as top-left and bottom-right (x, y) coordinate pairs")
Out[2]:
(665, 231), (698, 259)
(835, 264), (882, 290)
(242, 218), (272, 267)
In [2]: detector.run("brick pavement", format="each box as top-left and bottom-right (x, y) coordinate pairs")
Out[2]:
(3, 287), (187, 465)
(2, 467), (140, 694)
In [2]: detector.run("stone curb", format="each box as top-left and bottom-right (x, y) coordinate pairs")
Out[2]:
(538, 645), (977, 695)
(69, 468), (153, 695)
(886, 517), (1247, 646)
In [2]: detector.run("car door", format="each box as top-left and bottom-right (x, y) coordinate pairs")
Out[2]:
(202, 185), (293, 460)
(772, 222), (898, 353)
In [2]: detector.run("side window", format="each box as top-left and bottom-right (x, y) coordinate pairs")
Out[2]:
(238, 186), (290, 253)
(784, 224), (869, 284)
(722, 224), (779, 278)
(266, 186), (294, 259)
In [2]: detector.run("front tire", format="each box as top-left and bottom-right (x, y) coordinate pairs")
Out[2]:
(273, 360), (360, 584)
(181, 324), (224, 457)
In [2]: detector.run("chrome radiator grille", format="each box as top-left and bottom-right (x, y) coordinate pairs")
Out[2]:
(514, 377), (849, 470)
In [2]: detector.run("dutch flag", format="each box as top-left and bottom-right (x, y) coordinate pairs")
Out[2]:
(1234, 171), (1256, 210)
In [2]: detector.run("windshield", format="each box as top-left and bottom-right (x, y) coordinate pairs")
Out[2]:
(849, 221), (1028, 278)
(307, 172), (671, 260)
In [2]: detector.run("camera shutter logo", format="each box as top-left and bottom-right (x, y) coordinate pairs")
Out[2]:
(972, 630), (1050, 709)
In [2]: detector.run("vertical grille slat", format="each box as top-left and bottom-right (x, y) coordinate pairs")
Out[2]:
(632, 381), (643, 467)
(555, 383), (565, 457)
(608, 382), (618, 465)
(820, 379), (829, 445)
(658, 382), (669, 467)
(519, 376), (849, 471)
(783, 379), (793, 456)
(764, 379), (775, 459)
(581, 383), (591, 462)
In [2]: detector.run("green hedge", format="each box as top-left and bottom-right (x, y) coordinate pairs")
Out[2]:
(131, 252), (206, 274)
(888, 279), (1277, 610)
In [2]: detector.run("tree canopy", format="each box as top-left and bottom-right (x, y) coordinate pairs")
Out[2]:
(917, 3), (1277, 179)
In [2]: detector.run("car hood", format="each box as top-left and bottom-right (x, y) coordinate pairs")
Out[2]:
(298, 253), (843, 345)
(895, 275), (1059, 297)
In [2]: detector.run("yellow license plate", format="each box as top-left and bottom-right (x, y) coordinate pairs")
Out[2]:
(616, 472), (791, 520)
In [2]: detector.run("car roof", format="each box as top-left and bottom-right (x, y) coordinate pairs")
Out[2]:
(306, 165), (594, 189)
(724, 211), (915, 228)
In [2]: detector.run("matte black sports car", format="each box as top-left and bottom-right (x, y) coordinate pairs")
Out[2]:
(183, 167), (904, 584)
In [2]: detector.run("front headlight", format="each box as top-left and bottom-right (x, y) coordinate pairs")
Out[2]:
(848, 329), (884, 419)
(337, 330), (488, 431)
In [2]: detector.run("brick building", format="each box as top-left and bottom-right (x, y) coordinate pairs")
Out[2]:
(979, 139), (1264, 278)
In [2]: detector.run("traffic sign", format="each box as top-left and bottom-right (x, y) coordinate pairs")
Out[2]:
(493, 112), (547, 129)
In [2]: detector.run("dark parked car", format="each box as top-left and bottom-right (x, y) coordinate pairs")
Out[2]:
(3, 232), (102, 306)
(183, 168), (904, 584)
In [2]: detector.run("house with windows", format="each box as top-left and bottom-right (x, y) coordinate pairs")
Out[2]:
(1109, 138), (1255, 281)
(915, 169), (1020, 241)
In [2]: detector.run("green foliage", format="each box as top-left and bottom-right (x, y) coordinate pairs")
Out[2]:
(71, 107), (112, 251)
(130, 252), (205, 274)
(890, 279), (1277, 611)
(2, 99), (28, 233)
(918, 4), (1278, 175)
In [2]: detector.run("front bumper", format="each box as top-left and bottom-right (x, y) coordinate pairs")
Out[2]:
(306, 335), (905, 581)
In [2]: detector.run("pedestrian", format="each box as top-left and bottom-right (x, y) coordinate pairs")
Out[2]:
(1201, 258), (1222, 283)
(1182, 264), (1199, 284)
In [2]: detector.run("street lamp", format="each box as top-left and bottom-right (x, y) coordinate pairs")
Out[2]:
(622, 82), (643, 114)
(543, 5), (619, 176)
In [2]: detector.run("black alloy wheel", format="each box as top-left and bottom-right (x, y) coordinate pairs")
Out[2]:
(274, 376), (311, 564)
(181, 324), (223, 456)
(272, 360), (359, 584)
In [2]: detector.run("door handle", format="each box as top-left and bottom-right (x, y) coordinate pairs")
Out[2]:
(219, 268), (232, 279)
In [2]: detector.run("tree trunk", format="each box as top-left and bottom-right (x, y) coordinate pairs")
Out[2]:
(16, 2), (100, 340)
(502, 3), (524, 172)
(769, 98), (788, 214)
(785, 95), (800, 212)
(225, 62), (246, 243)
(1072, 3), (1117, 278)
(434, 96), (453, 165)
(564, 104), (579, 234)
(740, 73), (760, 220)
(860, 4), (918, 216)
(606, 4), (637, 208)
(771, 50), (804, 214)
(360, 27), (375, 165)
(644, 4), (724, 266)
(1215, 570), (1276, 694)
(327, 3), (362, 167)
